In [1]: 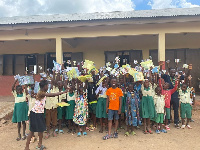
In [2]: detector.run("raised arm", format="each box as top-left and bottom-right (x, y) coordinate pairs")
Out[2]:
(158, 78), (163, 93)
(170, 80), (179, 94)
(188, 75), (192, 88)
(24, 84), (28, 95)
(12, 79), (18, 92)
(43, 90), (68, 97)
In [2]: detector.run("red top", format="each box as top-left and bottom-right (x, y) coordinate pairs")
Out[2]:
(159, 78), (178, 108)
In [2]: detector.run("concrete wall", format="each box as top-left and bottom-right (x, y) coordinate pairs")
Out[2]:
(0, 33), (200, 68)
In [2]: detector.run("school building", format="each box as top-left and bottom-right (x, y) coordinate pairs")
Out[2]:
(0, 7), (200, 95)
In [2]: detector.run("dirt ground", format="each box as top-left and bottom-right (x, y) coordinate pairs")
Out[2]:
(0, 99), (200, 150)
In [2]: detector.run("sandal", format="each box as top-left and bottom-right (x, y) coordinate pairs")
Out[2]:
(16, 135), (21, 141)
(124, 132), (129, 136)
(175, 124), (180, 129)
(52, 132), (57, 137)
(67, 129), (72, 133)
(77, 132), (81, 137)
(160, 129), (167, 133)
(103, 134), (112, 140)
(156, 130), (160, 134)
(165, 125), (170, 130)
(113, 132), (118, 138)
(86, 127), (90, 131)
(73, 129), (76, 134)
(89, 127), (94, 132)
(83, 132), (87, 136)
(148, 130), (153, 134)
(59, 130), (64, 134)
(44, 133), (50, 140)
(131, 131), (136, 136)
(187, 125), (192, 129)
(143, 130), (148, 134)
(105, 127), (108, 132)
(22, 135), (26, 140)
(99, 128), (103, 133)
(30, 137), (36, 143)
(36, 145), (46, 150)
(181, 125), (185, 129)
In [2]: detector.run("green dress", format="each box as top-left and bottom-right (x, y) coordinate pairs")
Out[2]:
(96, 97), (108, 118)
(12, 93), (28, 123)
(65, 93), (76, 120)
(140, 86), (156, 119)
(121, 93), (127, 113)
(57, 92), (66, 120)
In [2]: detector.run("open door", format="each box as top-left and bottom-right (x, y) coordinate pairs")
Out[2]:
(14, 55), (25, 75)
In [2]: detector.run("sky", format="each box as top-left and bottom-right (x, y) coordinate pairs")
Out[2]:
(0, 0), (200, 17)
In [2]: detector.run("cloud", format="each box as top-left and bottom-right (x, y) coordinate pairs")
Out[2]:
(0, 0), (135, 17)
(179, 0), (199, 8)
(148, 0), (199, 9)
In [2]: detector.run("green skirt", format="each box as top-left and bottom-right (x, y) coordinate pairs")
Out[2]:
(65, 100), (75, 120)
(12, 102), (28, 123)
(96, 98), (108, 118)
(140, 96), (156, 119)
(57, 106), (66, 120)
(121, 95), (126, 113)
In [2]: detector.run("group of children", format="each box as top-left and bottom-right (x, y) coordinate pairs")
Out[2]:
(10, 58), (195, 150)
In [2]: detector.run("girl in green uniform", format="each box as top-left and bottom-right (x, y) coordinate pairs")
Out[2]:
(57, 81), (66, 134)
(141, 79), (156, 134)
(66, 86), (76, 134)
(96, 81), (108, 133)
(12, 79), (28, 141)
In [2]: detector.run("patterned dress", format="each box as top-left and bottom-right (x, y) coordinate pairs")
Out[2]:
(125, 91), (140, 126)
(73, 93), (88, 126)
(134, 84), (142, 124)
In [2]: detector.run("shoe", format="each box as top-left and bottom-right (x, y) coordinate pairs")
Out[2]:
(131, 131), (136, 136)
(113, 132), (118, 138)
(160, 129), (167, 133)
(124, 132), (129, 136)
(77, 132), (81, 137)
(83, 132), (87, 136)
(148, 130), (153, 134)
(156, 130), (160, 134)
(175, 124), (180, 129)
(165, 125), (170, 130)
(181, 125), (185, 129)
(190, 119), (195, 122)
(103, 134), (112, 140)
(59, 130), (64, 134)
(55, 129), (58, 132)
(187, 125), (192, 129)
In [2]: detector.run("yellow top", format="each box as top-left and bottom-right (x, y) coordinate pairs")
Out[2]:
(141, 83), (157, 97)
(12, 90), (26, 103)
(154, 95), (165, 114)
(67, 93), (76, 101)
(45, 86), (59, 109)
(99, 92), (107, 98)
(179, 88), (191, 104)
(58, 92), (66, 103)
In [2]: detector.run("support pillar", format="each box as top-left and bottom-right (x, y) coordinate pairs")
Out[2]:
(0, 55), (3, 75)
(142, 49), (149, 60)
(56, 37), (63, 64)
(158, 33), (165, 69)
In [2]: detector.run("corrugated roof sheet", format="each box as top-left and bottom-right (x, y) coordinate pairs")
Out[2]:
(0, 7), (200, 25)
